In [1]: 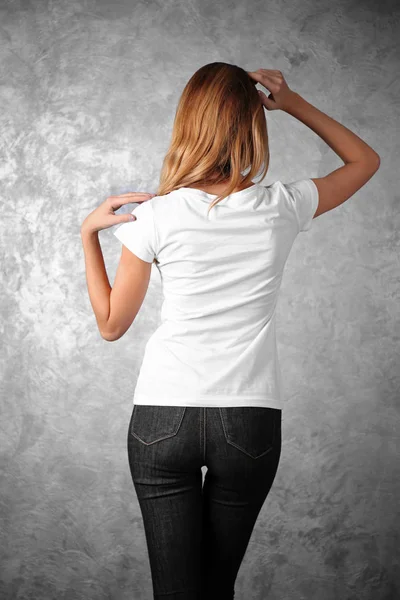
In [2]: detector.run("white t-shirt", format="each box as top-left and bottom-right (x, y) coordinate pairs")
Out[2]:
(113, 179), (319, 409)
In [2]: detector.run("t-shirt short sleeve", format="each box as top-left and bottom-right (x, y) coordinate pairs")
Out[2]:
(282, 178), (319, 232)
(113, 200), (158, 263)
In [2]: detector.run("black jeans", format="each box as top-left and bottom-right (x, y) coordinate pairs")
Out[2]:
(127, 405), (282, 600)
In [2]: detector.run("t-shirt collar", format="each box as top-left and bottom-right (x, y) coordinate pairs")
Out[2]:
(177, 183), (260, 207)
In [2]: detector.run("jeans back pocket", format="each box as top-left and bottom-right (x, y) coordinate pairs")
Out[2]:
(129, 405), (187, 445)
(219, 406), (281, 459)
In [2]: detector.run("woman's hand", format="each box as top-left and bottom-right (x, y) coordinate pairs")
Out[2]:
(80, 191), (156, 235)
(247, 69), (295, 111)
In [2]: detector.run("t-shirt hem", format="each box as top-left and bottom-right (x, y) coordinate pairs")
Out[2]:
(132, 393), (283, 410)
(300, 178), (319, 232)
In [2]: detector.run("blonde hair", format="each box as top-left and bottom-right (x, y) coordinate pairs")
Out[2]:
(155, 61), (270, 217)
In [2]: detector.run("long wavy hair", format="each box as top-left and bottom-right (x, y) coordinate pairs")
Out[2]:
(155, 62), (270, 217)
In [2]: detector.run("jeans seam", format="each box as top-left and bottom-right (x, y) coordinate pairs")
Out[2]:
(203, 407), (207, 464)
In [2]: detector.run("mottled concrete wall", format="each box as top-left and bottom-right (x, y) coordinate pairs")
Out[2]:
(1, 0), (399, 598)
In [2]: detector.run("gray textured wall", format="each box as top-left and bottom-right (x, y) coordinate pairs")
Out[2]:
(1, 0), (399, 598)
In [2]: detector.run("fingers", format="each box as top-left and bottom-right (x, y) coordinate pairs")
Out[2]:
(249, 70), (283, 97)
(108, 192), (155, 204)
(257, 69), (282, 75)
(109, 193), (155, 199)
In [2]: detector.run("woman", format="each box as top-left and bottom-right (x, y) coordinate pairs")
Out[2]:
(81, 63), (380, 599)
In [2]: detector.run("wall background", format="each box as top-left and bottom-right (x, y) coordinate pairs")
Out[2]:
(1, 0), (399, 598)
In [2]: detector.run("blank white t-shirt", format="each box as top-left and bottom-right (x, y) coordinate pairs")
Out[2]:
(113, 179), (319, 410)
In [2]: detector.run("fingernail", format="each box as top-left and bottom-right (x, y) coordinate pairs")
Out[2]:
(129, 214), (136, 221)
